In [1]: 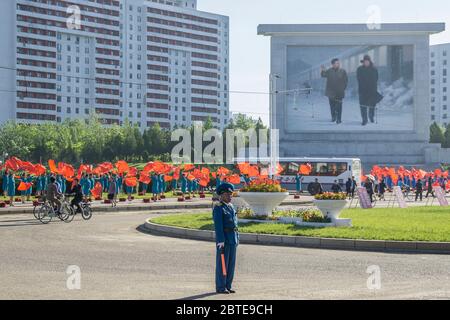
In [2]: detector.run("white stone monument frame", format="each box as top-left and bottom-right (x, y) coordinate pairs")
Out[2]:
(258, 23), (446, 167)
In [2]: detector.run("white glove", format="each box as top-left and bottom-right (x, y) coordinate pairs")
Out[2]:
(217, 242), (225, 249)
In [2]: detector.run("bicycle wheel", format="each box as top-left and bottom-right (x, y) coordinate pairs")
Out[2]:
(81, 205), (93, 221)
(59, 203), (72, 222)
(33, 205), (39, 220)
(38, 205), (53, 224)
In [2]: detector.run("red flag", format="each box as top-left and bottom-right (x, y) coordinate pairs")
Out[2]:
(183, 164), (195, 171)
(237, 163), (250, 175)
(48, 160), (58, 174)
(60, 163), (75, 179)
(418, 170), (428, 180)
(91, 182), (103, 198)
(128, 166), (138, 177)
(201, 167), (210, 176)
(125, 176), (138, 187)
(217, 167), (230, 177)
(139, 174), (151, 184)
(5, 157), (21, 171)
(275, 163), (284, 175)
(248, 165), (260, 178)
(299, 164), (312, 175)
(33, 164), (46, 176)
(173, 167), (180, 180)
(17, 182), (32, 191)
(227, 174), (241, 185)
(199, 179), (209, 187)
(116, 160), (129, 174)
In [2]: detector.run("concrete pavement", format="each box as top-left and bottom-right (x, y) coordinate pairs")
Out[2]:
(1, 210), (450, 300)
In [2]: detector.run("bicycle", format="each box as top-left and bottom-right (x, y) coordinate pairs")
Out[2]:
(65, 197), (93, 222)
(37, 196), (73, 224)
(402, 186), (414, 201)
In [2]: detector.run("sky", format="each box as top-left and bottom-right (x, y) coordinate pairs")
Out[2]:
(197, 0), (450, 124)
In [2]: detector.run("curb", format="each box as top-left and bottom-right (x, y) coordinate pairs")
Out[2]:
(142, 219), (450, 255)
(0, 200), (313, 215)
(0, 203), (211, 215)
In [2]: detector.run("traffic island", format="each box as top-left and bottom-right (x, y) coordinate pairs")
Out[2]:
(142, 207), (450, 254)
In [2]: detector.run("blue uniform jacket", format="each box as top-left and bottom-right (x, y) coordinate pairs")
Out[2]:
(213, 202), (239, 245)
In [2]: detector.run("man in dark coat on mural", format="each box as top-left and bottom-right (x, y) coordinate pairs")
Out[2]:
(321, 58), (348, 124)
(357, 55), (383, 126)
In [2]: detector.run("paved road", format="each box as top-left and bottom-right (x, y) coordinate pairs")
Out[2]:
(1, 210), (450, 300)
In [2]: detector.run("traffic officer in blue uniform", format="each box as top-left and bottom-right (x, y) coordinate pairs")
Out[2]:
(213, 182), (239, 294)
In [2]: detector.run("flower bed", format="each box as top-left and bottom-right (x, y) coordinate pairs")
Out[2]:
(237, 208), (331, 224)
(240, 178), (287, 193)
(314, 192), (347, 200)
(239, 179), (289, 217)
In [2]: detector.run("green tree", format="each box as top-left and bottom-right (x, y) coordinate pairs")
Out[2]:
(443, 124), (450, 148)
(430, 122), (445, 145)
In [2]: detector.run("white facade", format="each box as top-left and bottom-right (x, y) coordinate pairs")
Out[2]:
(430, 43), (450, 127)
(121, 0), (229, 129)
(0, 0), (229, 130)
(0, 0), (17, 125)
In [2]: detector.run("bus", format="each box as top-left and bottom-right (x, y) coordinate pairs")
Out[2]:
(234, 158), (362, 192)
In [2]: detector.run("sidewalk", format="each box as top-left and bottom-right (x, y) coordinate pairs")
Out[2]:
(0, 195), (314, 215)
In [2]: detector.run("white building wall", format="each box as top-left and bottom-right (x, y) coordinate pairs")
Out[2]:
(0, 0), (228, 130)
(121, 0), (229, 130)
(430, 43), (450, 127)
(0, 0), (16, 125)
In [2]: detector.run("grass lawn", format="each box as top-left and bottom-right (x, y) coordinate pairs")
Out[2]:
(151, 207), (450, 242)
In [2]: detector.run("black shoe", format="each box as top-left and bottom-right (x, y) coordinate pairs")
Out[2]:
(227, 289), (236, 294)
(216, 290), (230, 294)
(336, 120), (342, 124)
(362, 122), (367, 126)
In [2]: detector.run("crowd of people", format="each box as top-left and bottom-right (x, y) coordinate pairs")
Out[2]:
(302, 172), (448, 204)
(2, 157), (449, 210)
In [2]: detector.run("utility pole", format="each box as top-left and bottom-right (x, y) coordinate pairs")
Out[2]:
(269, 74), (280, 178)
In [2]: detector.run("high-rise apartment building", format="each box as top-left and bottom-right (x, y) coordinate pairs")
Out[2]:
(0, 0), (229, 130)
(430, 43), (449, 127)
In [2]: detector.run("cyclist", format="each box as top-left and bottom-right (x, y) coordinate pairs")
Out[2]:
(69, 178), (83, 213)
(46, 177), (62, 214)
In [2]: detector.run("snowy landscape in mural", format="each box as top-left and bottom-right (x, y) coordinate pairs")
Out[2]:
(285, 45), (415, 132)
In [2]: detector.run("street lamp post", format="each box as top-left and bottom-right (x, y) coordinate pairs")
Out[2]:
(269, 74), (280, 178)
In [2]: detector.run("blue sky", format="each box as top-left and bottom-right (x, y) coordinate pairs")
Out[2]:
(198, 0), (450, 124)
